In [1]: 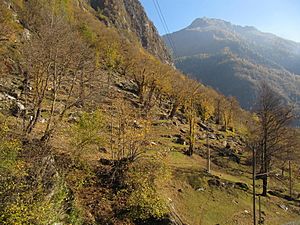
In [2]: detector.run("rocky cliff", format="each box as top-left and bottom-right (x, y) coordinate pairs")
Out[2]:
(89, 0), (172, 63)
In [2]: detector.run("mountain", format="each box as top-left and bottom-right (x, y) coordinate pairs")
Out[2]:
(164, 17), (300, 112)
(89, 0), (172, 63)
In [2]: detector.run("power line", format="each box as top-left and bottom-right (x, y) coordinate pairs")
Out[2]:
(152, 0), (178, 58)
(154, 0), (178, 57)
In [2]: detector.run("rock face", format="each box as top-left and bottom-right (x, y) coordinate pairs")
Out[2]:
(89, 0), (172, 63)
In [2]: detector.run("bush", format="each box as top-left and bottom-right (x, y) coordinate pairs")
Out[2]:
(124, 156), (170, 221)
(70, 110), (104, 158)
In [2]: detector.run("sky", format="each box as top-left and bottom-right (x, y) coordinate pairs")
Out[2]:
(139, 0), (300, 42)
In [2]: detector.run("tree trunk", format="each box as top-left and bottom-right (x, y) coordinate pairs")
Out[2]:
(261, 175), (268, 196)
(253, 147), (257, 225)
(289, 160), (292, 198)
(206, 130), (211, 173)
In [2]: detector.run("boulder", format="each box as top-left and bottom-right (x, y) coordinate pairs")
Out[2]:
(98, 147), (108, 153)
(208, 178), (221, 187)
(235, 182), (249, 191)
(68, 115), (79, 123)
(10, 101), (25, 116)
(219, 147), (241, 164)
(161, 134), (173, 139)
(180, 128), (187, 134)
(208, 133), (217, 140)
(174, 135), (186, 145)
(198, 122), (213, 132)
(196, 187), (205, 192)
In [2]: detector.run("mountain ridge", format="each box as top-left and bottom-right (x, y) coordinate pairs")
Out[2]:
(164, 17), (300, 117)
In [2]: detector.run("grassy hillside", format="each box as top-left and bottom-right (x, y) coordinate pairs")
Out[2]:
(0, 1), (299, 225)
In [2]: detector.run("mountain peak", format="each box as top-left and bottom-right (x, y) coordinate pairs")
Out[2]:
(188, 17), (232, 29)
(187, 17), (259, 33)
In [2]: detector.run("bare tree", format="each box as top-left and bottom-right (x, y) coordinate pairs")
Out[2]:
(21, 0), (96, 141)
(109, 96), (152, 162)
(254, 82), (294, 196)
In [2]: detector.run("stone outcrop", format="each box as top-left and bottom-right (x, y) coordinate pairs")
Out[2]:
(89, 0), (172, 63)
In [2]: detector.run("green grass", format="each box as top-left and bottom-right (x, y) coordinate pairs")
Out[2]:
(162, 149), (300, 225)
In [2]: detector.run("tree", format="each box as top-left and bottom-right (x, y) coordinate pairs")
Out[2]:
(124, 156), (169, 221)
(167, 72), (190, 119)
(254, 82), (295, 196)
(184, 80), (201, 156)
(70, 110), (104, 159)
(223, 96), (239, 130)
(108, 97), (152, 162)
(275, 129), (299, 198)
(21, 0), (97, 141)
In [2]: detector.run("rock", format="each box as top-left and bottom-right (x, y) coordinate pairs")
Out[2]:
(6, 93), (16, 101)
(159, 113), (168, 120)
(174, 134), (186, 145)
(68, 115), (79, 123)
(177, 117), (187, 124)
(133, 120), (143, 129)
(180, 128), (187, 134)
(219, 147), (241, 164)
(174, 135), (186, 145)
(22, 28), (31, 41)
(10, 101), (25, 116)
(220, 126), (227, 132)
(208, 178), (221, 187)
(161, 134), (173, 139)
(198, 122), (213, 132)
(38, 118), (46, 124)
(150, 141), (157, 146)
(208, 133), (217, 140)
(197, 134), (206, 140)
(90, 0), (172, 62)
(196, 187), (205, 192)
(232, 200), (239, 204)
(225, 142), (231, 149)
(98, 147), (108, 153)
(279, 204), (288, 211)
(235, 182), (249, 191)
(231, 154), (241, 164)
(178, 188), (183, 193)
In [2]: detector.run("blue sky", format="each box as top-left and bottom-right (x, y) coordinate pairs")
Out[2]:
(140, 0), (300, 42)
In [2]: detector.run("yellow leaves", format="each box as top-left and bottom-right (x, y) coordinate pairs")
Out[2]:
(12, 0), (24, 8)
(200, 97), (215, 121)
(50, 0), (75, 21)
(70, 110), (104, 157)
(1, 201), (33, 225)
(80, 23), (97, 44)
(125, 158), (170, 220)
